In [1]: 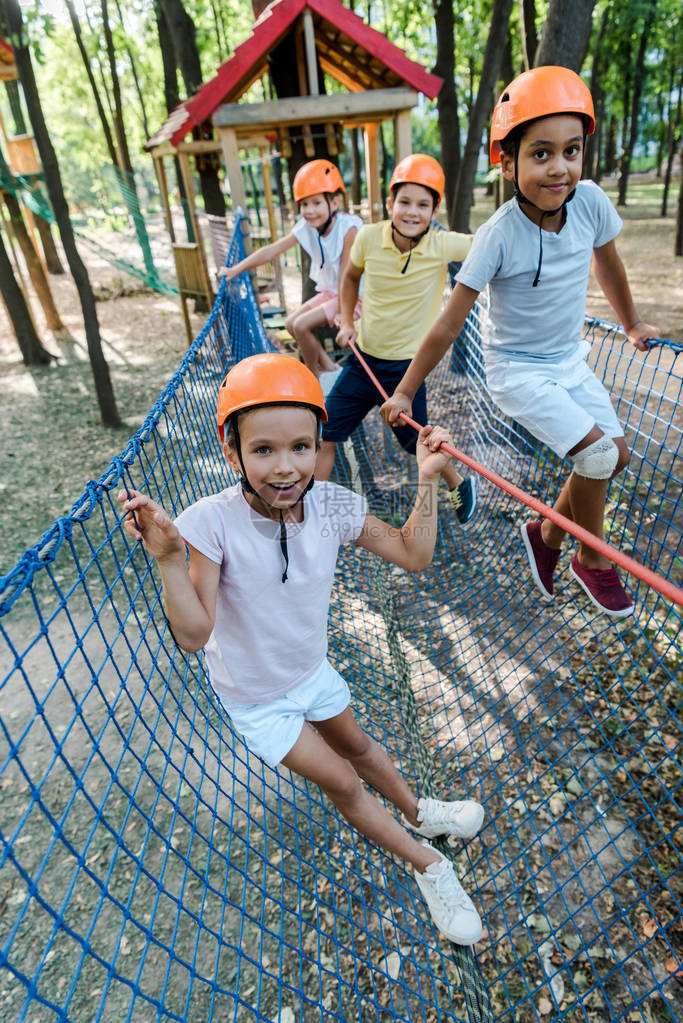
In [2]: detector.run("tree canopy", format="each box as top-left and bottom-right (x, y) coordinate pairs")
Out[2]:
(5, 0), (683, 230)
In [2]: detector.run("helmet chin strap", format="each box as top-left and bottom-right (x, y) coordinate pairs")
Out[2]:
(230, 418), (315, 583)
(512, 142), (580, 288)
(391, 222), (431, 274)
(315, 197), (338, 268)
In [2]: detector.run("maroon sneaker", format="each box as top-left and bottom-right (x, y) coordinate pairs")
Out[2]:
(520, 521), (561, 601)
(569, 555), (634, 618)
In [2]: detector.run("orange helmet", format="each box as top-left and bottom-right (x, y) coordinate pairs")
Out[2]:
(490, 66), (595, 164)
(292, 160), (345, 202)
(217, 353), (327, 441)
(389, 154), (445, 204)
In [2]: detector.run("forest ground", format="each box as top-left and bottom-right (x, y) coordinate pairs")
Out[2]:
(0, 174), (680, 574)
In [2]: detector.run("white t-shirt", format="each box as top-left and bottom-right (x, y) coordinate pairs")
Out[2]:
(456, 180), (622, 366)
(174, 482), (367, 705)
(292, 212), (363, 293)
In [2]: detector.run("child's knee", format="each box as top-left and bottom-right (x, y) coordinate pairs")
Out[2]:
(614, 440), (630, 475)
(285, 311), (299, 334)
(323, 763), (363, 806)
(571, 436), (620, 479)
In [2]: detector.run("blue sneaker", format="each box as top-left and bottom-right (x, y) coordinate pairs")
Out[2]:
(448, 477), (477, 525)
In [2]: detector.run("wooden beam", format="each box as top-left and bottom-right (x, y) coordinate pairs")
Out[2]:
(294, 20), (315, 155)
(214, 88), (418, 128)
(364, 122), (381, 223)
(394, 109), (412, 163)
(302, 9), (319, 95)
(154, 156), (176, 243)
(317, 55), (364, 93)
(218, 126), (252, 255)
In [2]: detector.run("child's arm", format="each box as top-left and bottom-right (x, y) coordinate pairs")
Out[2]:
(381, 283), (479, 425)
(591, 240), (659, 351)
(218, 233), (298, 281)
(336, 260), (363, 347)
(118, 490), (220, 652)
(355, 424), (452, 571)
(338, 227), (358, 280)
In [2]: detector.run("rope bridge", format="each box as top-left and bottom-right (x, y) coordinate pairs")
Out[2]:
(1, 222), (681, 1022)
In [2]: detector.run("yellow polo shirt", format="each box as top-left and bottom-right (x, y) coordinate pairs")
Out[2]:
(349, 221), (470, 360)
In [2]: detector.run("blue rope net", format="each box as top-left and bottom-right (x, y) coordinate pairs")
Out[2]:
(1, 221), (681, 1023)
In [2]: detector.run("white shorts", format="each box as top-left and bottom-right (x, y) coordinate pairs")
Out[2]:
(218, 659), (351, 768)
(486, 343), (622, 458)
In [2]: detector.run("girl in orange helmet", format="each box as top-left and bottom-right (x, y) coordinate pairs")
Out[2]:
(119, 353), (485, 947)
(382, 68), (659, 618)
(219, 159), (362, 388)
(316, 153), (477, 525)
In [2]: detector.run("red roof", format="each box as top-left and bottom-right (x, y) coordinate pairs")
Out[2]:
(145, 0), (442, 150)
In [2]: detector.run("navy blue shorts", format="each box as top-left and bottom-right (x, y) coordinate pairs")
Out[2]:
(321, 351), (427, 455)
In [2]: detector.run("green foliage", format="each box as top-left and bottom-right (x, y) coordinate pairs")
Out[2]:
(10, 0), (681, 202)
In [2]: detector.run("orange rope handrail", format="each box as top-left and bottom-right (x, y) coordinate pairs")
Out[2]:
(347, 339), (683, 610)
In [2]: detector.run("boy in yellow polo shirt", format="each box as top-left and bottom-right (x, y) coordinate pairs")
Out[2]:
(314, 155), (476, 522)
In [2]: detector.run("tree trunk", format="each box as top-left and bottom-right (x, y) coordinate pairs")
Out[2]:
(65, 0), (118, 166)
(0, 228), (53, 364)
(3, 79), (64, 273)
(433, 0), (461, 226)
(2, 192), (65, 331)
(379, 123), (388, 218)
(604, 114), (617, 175)
(452, 0), (514, 232)
(159, 0), (225, 217)
(535, 0), (596, 72)
(34, 213), (64, 274)
(676, 140), (683, 256)
(113, 0), (151, 139)
(617, 0), (658, 207)
(662, 64), (683, 217)
(519, 0), (538, 70)
(101, 0), (159, 282)
(154, 0), (194, 240)
(350, 127), (362, 208)
(584, 4), (609, 180)
(2, 0), (121, 425)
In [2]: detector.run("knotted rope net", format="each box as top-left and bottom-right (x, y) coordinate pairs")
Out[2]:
(1, 220), (681, 1022)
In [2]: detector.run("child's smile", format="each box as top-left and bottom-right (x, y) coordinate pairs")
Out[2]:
(226, 405), (319, 520)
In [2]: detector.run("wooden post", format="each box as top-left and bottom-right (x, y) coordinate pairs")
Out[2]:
(295, 21), (315, 157)
(218, 126), (252, 254)
(178, 150), (214, 301)
(154, 156), (176, 242)
(302, 9), (319, 96)
(260, 148), (286, 308)
(364, 123), (381, 223)
(394, 109), (412, 163)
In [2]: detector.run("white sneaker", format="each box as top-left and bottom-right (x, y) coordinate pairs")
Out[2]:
(414, 849), (482, 945)
(402, 797), (484, 840)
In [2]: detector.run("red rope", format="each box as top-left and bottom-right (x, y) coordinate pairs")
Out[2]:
(347, 340), (683, 610)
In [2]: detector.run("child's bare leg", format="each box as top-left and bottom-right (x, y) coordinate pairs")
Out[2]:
(441, 461), (464, 490)
(316, 440), (337, 481)
(314, 709), (420, 824)
(287, 305), (337, 375)
(281, 722), (439, 872)
(542, 428), (629, 567)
